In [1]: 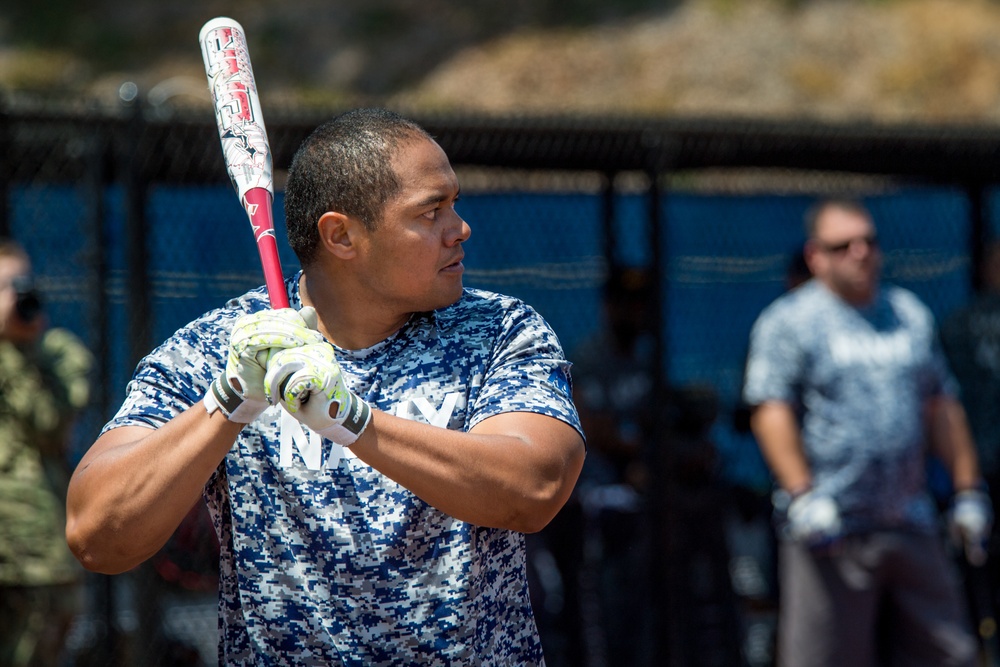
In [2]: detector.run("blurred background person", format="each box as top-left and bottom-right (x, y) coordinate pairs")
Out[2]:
(941, 240), (1000, 526)
(743, 199), (989, 667)
(531, 265), (656, 667)
(0, 239), (93, 667)
(940, 239), (1000, 657)
(572, 266), (656, 498)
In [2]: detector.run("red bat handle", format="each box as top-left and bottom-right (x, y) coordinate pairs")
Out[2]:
(244, 187), (289, 308)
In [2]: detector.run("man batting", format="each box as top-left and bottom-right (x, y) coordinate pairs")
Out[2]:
(66, 108), (586, 666)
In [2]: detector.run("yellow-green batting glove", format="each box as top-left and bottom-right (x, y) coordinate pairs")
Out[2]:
(263, 342), (372, 446)
(204, 307), (325, 423)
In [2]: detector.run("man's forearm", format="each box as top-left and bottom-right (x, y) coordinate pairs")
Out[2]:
(351, 410), (585, 533)
(750, 401), (811, 494)
(927, 396), (983, 491)
(66, 405), (242, 574)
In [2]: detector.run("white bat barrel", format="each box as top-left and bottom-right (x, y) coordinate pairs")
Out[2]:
(199, 17), (288, 309)
(199, 17), (274, 203)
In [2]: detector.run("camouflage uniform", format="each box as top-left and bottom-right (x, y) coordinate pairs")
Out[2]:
(106, 274), (581, 666)
(0, 327), (93, 666)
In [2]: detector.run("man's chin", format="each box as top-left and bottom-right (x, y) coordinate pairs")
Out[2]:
(424, 284), (465, 312)
(845, 281), (878, 305)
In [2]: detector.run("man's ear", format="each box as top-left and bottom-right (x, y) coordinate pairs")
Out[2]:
(803, 239), (822, 276)
(316, 211), (356, 259)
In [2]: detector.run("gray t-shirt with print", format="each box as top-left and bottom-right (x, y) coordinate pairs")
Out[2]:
(743, 279), (954, 535)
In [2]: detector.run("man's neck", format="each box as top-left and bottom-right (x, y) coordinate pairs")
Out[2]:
(815, 277), (877, 309)
(299, 272), (411, 350)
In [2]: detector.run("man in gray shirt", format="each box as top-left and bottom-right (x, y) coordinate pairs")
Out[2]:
(743, 198), (991, 667)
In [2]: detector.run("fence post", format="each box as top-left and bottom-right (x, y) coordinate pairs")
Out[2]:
(644, 161), (673, 666)
(120, 83), (153, 369)
(602, 171), (617, 269)
(968, 183), (989, 293)
(118, 82), (160, 667)
(0, 100), (9, 238)
(84, 117), (124, 667)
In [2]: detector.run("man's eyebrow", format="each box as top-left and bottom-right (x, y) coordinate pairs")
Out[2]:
(411, 187), (461, 208)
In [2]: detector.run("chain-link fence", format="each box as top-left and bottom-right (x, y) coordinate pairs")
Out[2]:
(5, 96), (1000, 666)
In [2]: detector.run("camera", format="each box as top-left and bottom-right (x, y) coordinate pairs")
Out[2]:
(11, 275), (42, 322)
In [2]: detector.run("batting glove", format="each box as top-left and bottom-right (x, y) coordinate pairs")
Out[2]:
(785, 490), (842, 547)
(949, 489), (993, 566)
(204, 307), (324, 423)
(264, 342), (372, 446)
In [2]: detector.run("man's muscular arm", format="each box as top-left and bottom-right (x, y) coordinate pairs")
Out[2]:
(751, 400), (811, 495)
(66, 410), (242, 574)
(353, 410), (585, 533)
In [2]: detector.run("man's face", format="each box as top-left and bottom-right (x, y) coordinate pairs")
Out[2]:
(0, 254), (40, 342)
(353, 136), (470, 314)
(806, 205), (882, 306)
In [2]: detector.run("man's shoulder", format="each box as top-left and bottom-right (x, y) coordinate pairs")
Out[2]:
(882, 283), (924, 304)
(40, 327), (94, 374)
(176, 287), (270, 339)
(755, 280), (825, 326)
(454, 287), (523, 310)
(882, 284), (935, 322)
(144, 286), (269, 368)
(435, 288), (533, 327)
(41, 326), (87, 351)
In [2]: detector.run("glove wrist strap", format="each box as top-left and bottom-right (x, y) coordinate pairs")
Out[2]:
(317, 393), (372, 447)
(204, 374), (268, 423)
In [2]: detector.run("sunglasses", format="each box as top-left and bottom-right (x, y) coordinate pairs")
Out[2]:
(815, 235), (879, 255)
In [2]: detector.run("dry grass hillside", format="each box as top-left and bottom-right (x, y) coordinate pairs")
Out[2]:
(396, 0), (1000, 124)
(4, 0), (1000, 125)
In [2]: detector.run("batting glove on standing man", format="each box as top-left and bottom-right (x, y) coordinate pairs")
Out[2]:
(949, 488), (994, 566)
(778, 488), (843, 548)
(204, 307), (325, 422)
(264, 342), (372, 446)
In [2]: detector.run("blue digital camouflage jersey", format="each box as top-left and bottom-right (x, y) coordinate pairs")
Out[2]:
(104, 272), (581, 666)
(743, 279), (953, 536)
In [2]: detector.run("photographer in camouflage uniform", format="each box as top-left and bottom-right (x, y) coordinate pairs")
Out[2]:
(0, 239), (93, 667)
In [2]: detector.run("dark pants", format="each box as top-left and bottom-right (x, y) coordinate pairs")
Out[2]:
(778, 532), (977, 667)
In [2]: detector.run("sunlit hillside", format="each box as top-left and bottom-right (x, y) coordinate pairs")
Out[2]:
(3, 0), (1000, 124)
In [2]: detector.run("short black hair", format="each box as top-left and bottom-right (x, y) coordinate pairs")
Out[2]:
(283, 108), (432, 267)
